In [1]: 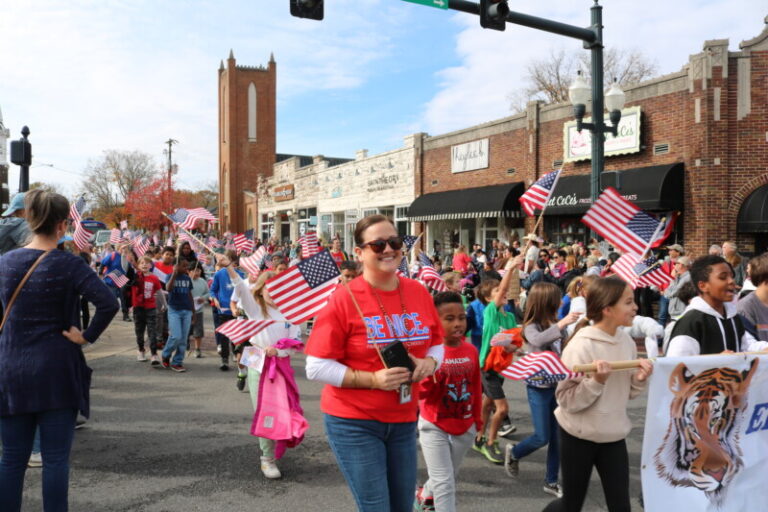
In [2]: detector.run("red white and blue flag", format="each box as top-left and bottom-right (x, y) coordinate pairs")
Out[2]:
(234, 229), (255, 254)
(417, 252), (447, 292)
(106, 269), (129, 288)
(501, 351), (582, 385)
(266, 249), (340, 324)
(612, 253), (674, 289)
(299, 231), (320, 258)
(215, 318), (276, 345)
(519, 170), (561, 217)
(168, 207), (218, 231)
(239, 252), (262, 277)
(69, 196), (86, 223)
(109, 228), (124, 245)
(396, 256), (410, 278)
(132, 235), (151, 258)
(582, 187), (672, 256)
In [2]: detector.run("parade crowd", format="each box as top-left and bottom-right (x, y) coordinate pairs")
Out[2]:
(1, 190), (767, 512)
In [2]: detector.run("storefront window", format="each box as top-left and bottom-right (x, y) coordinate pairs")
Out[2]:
(481, 217), (498, 253)
(395, 206), (410, 237)
(544, 216), (587, 245)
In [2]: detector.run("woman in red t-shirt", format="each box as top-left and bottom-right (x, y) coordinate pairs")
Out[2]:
(451, 245), (472, 275)
(305, 214), (445, 512)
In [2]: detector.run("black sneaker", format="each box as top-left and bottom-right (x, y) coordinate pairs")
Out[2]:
(123, 314), (132, 322)
(236, 375), (247, 391)
(504, 443), (520, 478)
(498, 418), (518, 438)
(543, 482), (563, 498)
(195, 349), (202, 359)
(219, 363), (230, 372)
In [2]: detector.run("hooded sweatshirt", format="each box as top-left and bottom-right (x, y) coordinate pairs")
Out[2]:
(666, 296), (768, 356)
(0, 217), (30, 255)
(555, 325), (646, 443)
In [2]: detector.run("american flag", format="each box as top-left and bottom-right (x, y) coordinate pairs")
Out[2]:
(198, 253), (210, 265)
(132, 235), (151, 258)
(109, 228), (124, 245)
(519, 169), (561, 217)
(168, 207), (217, 231)
(207, 235), (221, 248)
(215, 318), (276, 345)
(299, 231), (320, 258)
(106, 269), (129, 288)
(69, 196), (86, 222)
(501, 351), (582, 385)
(403, 235), (419, 252)
(234, 229), (255, 254)
(417, 252), (447, 292)
(73, 221), (93, 251)
(396, 255), (410, 278)
(612, 253), (673, 289)
(239, 252), (262, 277)
(582, 187), (668, 256)
(265, 249), (340, 324)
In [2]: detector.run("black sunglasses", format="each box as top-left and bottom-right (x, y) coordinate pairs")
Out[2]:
(358, 236), (403, 253)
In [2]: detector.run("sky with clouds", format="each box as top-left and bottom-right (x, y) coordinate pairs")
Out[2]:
(1, 0), (765, 197)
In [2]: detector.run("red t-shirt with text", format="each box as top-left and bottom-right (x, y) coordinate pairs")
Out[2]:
(418, 341), (483, 435)
(305, 276), (444, 423)
(131, 272), (163, 309)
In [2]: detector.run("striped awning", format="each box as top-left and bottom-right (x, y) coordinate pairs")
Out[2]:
(406, 183), (525, 222)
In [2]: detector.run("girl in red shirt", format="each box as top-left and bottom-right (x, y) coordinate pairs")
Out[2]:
(305, 215), (444, 512)
(414, 291), (483, 512)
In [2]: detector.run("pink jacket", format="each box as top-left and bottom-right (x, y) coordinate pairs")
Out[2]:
(251, 338), (308, 459)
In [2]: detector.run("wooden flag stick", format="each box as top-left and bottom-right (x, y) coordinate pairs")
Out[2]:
(572, 351), (768, 373)
(161, 211), (216, 254)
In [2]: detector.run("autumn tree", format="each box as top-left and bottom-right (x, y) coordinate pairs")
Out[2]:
(508, 47), (658, 112)
(80, 150), (158, 211)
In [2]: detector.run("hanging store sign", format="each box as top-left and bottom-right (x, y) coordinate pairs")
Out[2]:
(451, 138), (489, 173)
(563, 106), (642, 163)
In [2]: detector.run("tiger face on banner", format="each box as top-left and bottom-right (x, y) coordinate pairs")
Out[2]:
(650, 358), (759, 509)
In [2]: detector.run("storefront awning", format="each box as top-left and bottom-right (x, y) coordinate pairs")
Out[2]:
(406, 182), (525, 221)
(544, 163), (684, 215)
(738, 184), (768, 233)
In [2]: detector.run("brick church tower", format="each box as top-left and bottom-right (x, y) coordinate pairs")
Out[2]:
(218, 50), (276, 233)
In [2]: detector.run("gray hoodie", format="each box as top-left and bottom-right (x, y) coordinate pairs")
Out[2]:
(0, 217), (30, 255)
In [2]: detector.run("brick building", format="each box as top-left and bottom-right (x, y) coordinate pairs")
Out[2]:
(218, 50), (277, 233)
(409, 18), (768, 259)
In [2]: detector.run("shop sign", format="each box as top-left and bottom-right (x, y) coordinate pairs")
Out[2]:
(272, 184), (294, 202)
(451, 138), (489, 173)
(563, 106), (641, 163)
(546, 190), (639, 209)
(367, 174), (400, 192)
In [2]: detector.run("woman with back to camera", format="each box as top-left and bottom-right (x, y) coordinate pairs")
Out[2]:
(0, 189), (119, 512)
(305, 214), (444, 512)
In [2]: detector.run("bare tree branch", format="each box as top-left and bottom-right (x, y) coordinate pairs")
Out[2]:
(79, 150), (158, 210)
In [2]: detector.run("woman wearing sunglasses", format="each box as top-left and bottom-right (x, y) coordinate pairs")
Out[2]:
(305, 214), (445, 512)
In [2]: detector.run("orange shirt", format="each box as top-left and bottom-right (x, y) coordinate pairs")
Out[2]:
(305, 276), (444, 423)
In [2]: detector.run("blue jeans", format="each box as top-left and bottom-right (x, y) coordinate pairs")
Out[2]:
(511, 386), (560, 484)
(657, 295), (669, 326)
(163, 307), (192, 366)
(324, 414), (417, 512)
(0, 408), (78, 512)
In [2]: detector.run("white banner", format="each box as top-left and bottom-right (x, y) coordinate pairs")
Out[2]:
(641, 354), (768, 511)
(451, 138), (489, 173)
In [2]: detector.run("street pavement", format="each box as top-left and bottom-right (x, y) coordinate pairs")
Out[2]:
(19, 309), (647, 511)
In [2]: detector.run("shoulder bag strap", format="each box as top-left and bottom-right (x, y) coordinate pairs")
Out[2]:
(0, 249), (53, 332)
(342, 282), (387, 367)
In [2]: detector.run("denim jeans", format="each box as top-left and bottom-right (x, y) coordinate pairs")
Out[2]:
(511, 385), (560, 484)
(657, 295), (670, 326)
(163, 307), (192, 366)
(0, 408), (78, 512)
(324, 414), (417, 512)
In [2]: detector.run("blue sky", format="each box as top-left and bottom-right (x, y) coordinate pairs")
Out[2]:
(1, 0), (766, 196)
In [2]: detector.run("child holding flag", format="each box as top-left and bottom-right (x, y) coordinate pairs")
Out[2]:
(544, 277), (653, 512)
(131, 256), (163, 364)
(414, 291), (483, 512)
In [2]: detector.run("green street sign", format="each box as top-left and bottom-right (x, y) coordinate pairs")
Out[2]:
(402, 0), (448, 9)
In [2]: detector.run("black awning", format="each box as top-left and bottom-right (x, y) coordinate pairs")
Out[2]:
(407, 182), (525, 221)
(738, 184), (768, 233)
(544, 163), (684, 215)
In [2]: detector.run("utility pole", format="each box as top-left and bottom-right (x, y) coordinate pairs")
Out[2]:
(164, 138), (178, 216)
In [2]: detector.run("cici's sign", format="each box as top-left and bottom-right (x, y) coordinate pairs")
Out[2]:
(272, 184), (294, 202)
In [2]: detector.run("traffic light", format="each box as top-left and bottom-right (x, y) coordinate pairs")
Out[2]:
(10, 139), (31, 166)
(480, 0), (509, 31)
(290, 0), (323, 20)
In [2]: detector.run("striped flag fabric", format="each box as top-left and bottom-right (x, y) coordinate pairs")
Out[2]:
(501, 351), (582, 385)
(109, 228), (123, 245)
(234, 230), (255, 254)
(239, 252), (262, 277)
(396, 256), (410, 278)
(69, 196), (86, 222)
(207, 235), (221, 248)
(215, 318), (276, 345)
(417, 252), (447, 292)
(73, 221), (93, 251)
(613, 253), (674, 289)
(265, 249), (340, 324)
(403, 235), (419, 252)
(299, 231), (320, 258)
(106, 269), (129, 288)
(168, 207), (217, 230)
(132, 235), (151, 258)
(582, 188), (670, 256)
(519, 169), (561, 217)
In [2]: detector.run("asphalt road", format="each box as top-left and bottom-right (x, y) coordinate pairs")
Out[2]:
(17, 313), (647, 511)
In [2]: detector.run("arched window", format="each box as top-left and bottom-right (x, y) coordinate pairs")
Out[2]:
(222, 86), (227, 143)
(248, 83), (257, 141)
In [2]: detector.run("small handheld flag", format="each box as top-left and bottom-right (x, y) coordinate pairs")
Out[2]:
(106, 269), (129, 288)
(215, 318), (276, 345)
(501, 351), (582, 385)
(519, 170), (561, 217)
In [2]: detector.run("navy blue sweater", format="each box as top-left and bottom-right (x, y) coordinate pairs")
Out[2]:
(0, 248), (119, 417)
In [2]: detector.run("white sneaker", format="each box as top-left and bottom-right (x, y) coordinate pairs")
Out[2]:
(260, 457), (281, 479)
(137, 351), (147, 362)
(28, 452), (43, 468)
